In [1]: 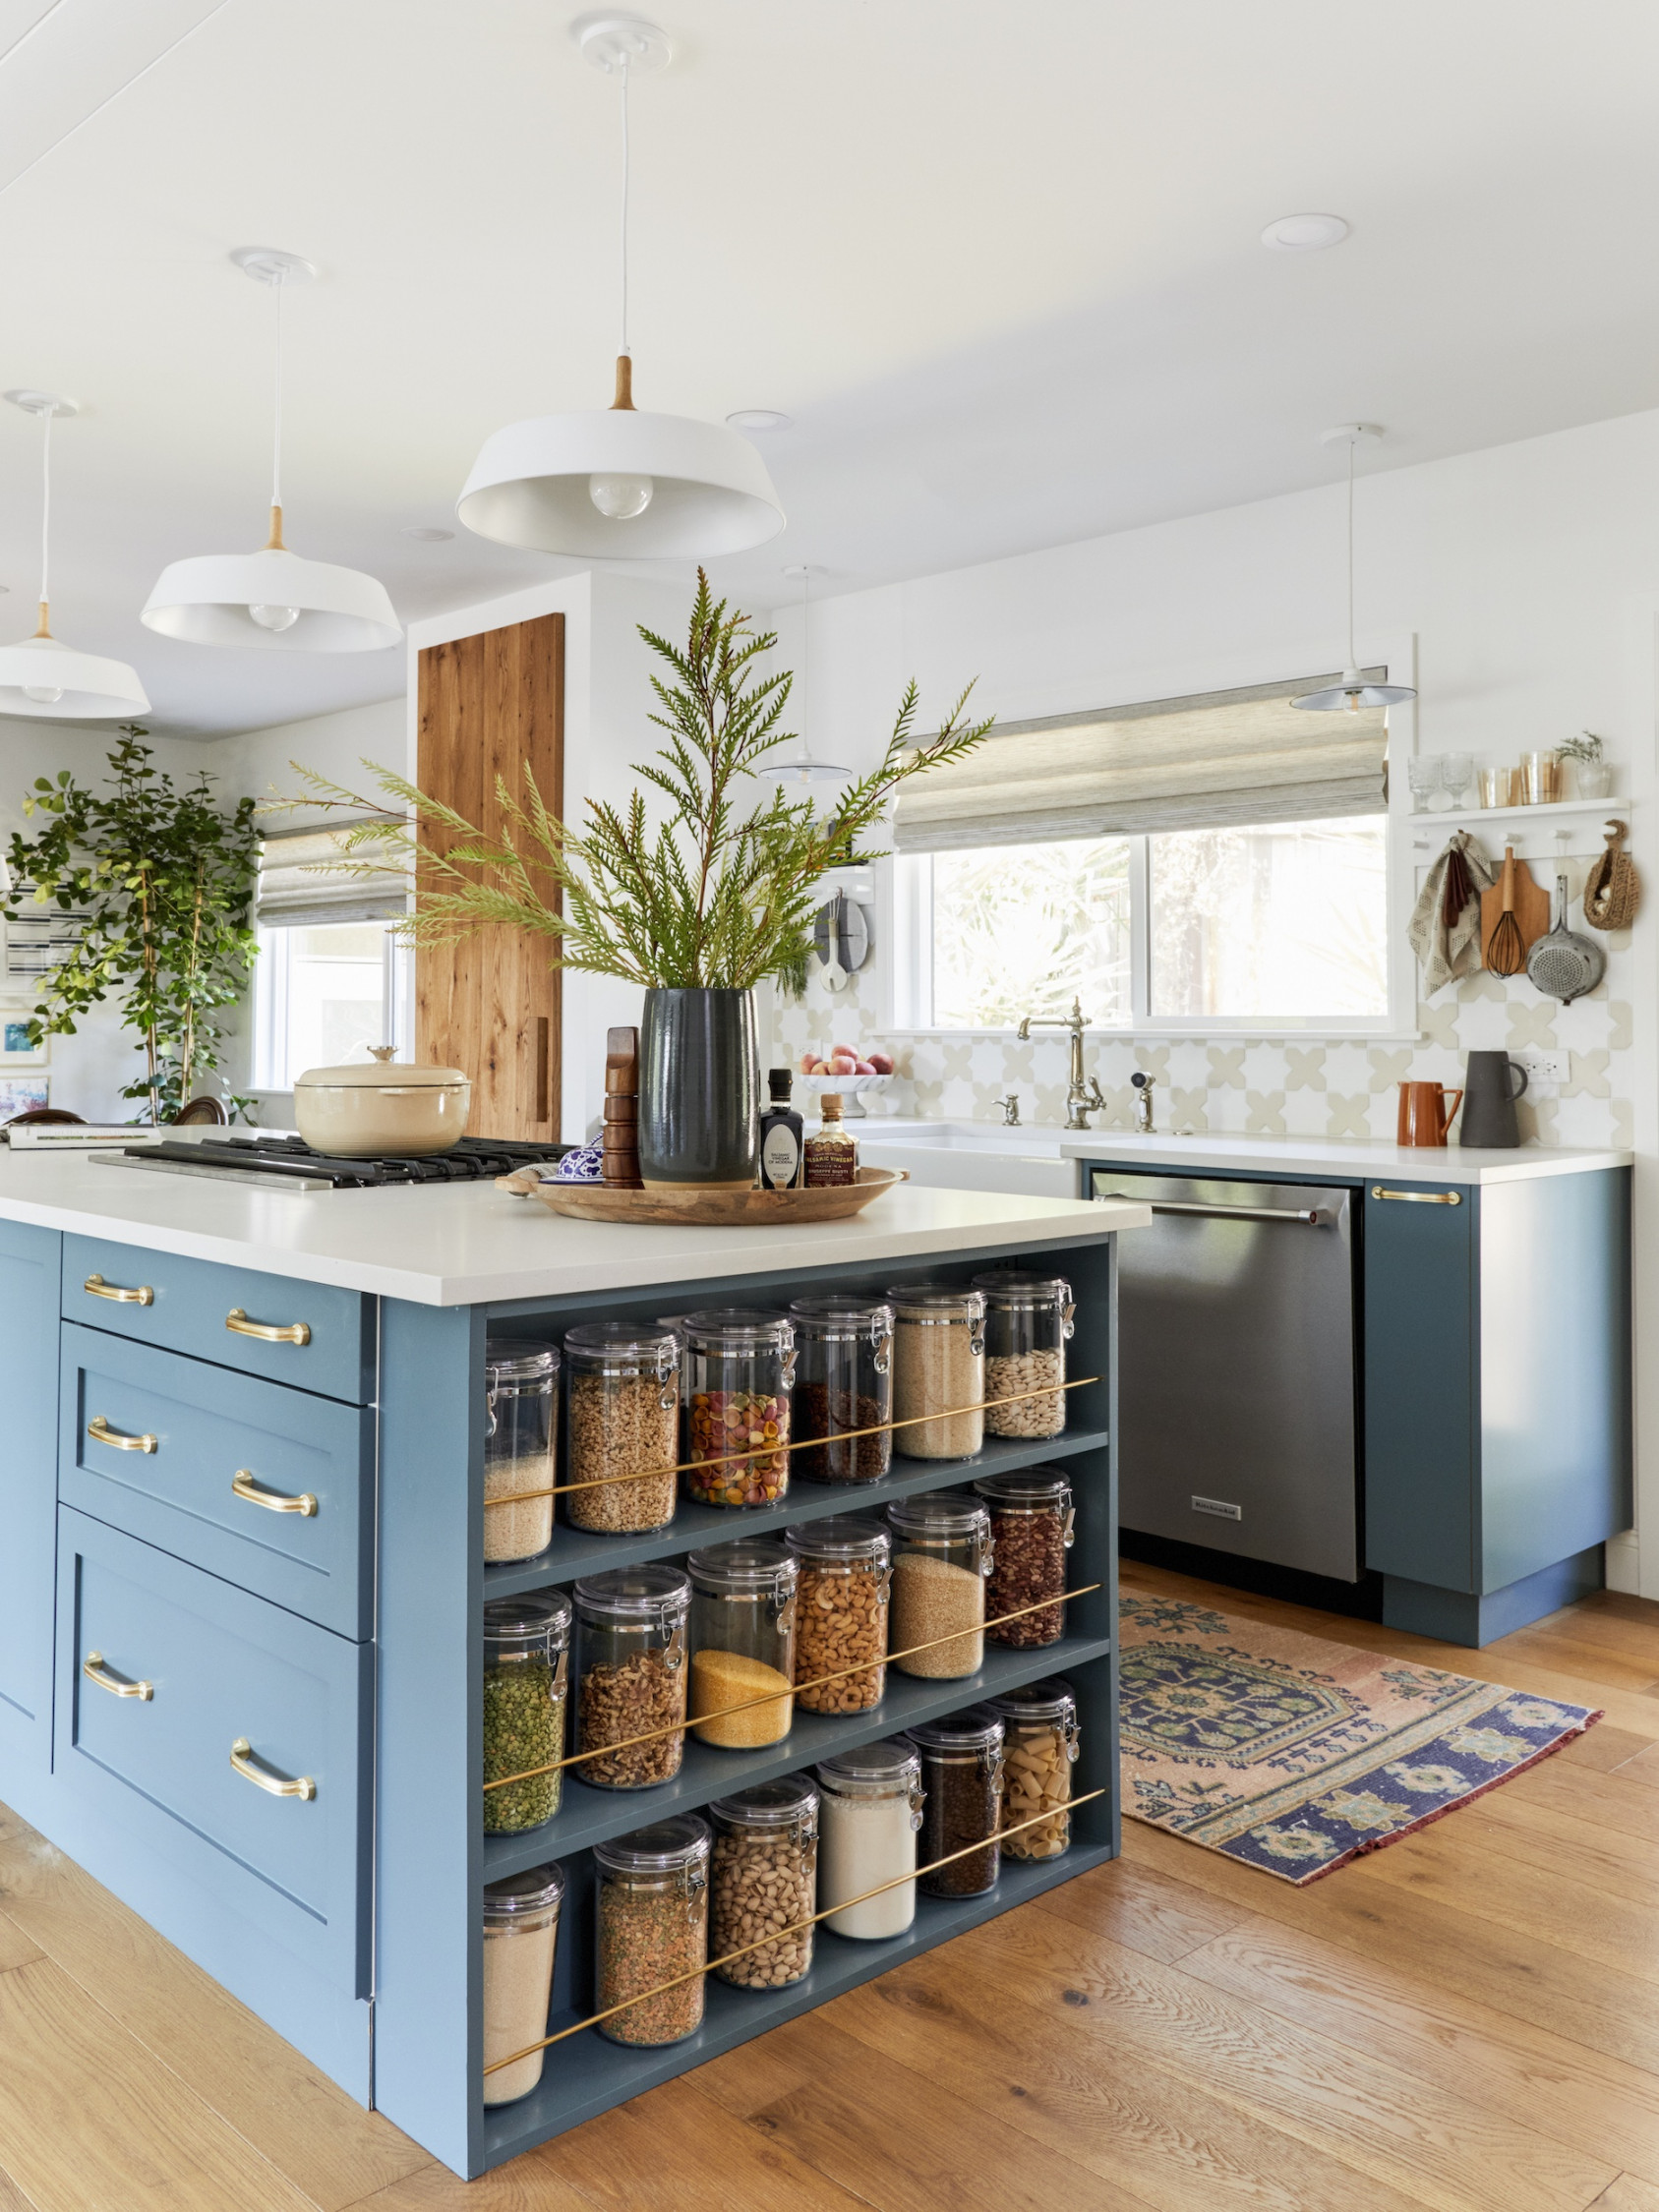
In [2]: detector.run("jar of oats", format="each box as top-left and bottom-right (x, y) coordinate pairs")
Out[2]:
(563, 1322), (680, 1534)
(973, 1466), (1073, 1648)
(986, 1677), (1078, 1860)
(785, 1516), (891, 1713)
(572, 1565), (690, 1789)
(886, 1283), (986, 1460)
(482, 1340), (560, 1563)
(970, 1271), (1074, 1437)
(708, 1775), (818, 1990)
(593, 1816), (710, 2046)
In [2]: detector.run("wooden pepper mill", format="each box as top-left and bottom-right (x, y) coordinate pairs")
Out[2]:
(602, 1026), (643, 1190)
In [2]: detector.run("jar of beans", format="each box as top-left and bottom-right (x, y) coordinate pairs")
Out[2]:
(482, 1591), (570, 1834)
(970, 1270), (1075, 1438)
(562, 1322), (680, 1535)
(482, 1861), (563, 2104)
(572, 1565), (690, 1790)
(910, 1708), (1005, 1898)
(815, 1738), (924, 1940)
(708, 1775), (818, 1990)
(788, 1295), (894, 1483)
(972, 1466), (1074, 1648)
(593, 1816), (710, 2047)
(785, 1516), (891, 1713)
(987, 1677), (1078, 1861)
(682, 1310), (798, 1507)
(687, 1540), (797, 1750)
(886, 1283), (986, 1460)
(886, 1491), (992, 1679)
(483, 1339), (560, 1563)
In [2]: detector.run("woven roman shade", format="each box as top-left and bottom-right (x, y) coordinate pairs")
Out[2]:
(256, 819), (408, 929)
(893, 671), (1391, 852)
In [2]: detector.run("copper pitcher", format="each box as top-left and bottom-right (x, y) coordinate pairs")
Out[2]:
(1396, 1079), (1463, 1147)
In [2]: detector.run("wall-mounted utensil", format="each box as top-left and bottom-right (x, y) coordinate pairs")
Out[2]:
(1582, 819), (1638, 931)
(1480, 844), (1548, 974)
(1526, 874), (1605, 1002)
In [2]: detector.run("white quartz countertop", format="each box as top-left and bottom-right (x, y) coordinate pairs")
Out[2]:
(0, 1150), (1150, 1306)
(1055, 1131), (1631, 1185)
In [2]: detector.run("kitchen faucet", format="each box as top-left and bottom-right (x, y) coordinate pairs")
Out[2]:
(998, 1093), (1021, 1127)
(1016, 997), (1107, 1131)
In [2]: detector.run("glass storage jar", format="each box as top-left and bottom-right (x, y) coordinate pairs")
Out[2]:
(683, 1310), (797, 1507)
(971, 1271), (1075, 1438)
(483, 1339), (560, 1563)
(708, 1775), (818, 1989)
(886, 1283), (986, 1459)
(886, 1491), (992, 1678)
(788, 1295), (894, 1483)
(572, 1565), (690, 1789)
(987, 1677), (1079, 1861)
(563, 1321), (680, 1535)
(593, 1816), (710, 2047)
(815, 1738), (924, 1940)
(482, 1861), (563, 2104)
(911, 1708), (1005, 1898)
(687, 1540), (797, 1749)
(482, 1592), (571, 1834)
(785, 1516), (891, 1714)
(973, 1466), (1074, 1648)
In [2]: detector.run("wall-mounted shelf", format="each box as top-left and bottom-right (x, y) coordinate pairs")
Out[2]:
(1408, 796), (1629, 830)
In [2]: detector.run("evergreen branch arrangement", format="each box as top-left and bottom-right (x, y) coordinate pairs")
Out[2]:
(283, 571), (993, 991)
(1558, 730), (1605, 764)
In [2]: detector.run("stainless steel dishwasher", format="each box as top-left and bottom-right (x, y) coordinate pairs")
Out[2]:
(1093, 1170), (1359, 1581)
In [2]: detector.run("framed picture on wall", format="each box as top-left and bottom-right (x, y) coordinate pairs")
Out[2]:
(0, 1013), (46, 1067)
(0, 1076), (48, 1119)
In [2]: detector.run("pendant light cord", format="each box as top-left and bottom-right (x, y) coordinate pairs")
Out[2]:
(1346, 434), (1356, 671)
(267, 273), (286, 548)
(618, 51), (630, 361)
(35, 404), (50, 632)
(800, 566), (814, 768)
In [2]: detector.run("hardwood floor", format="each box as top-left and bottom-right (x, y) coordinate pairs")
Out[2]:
(4, 1558), (1658, 2209)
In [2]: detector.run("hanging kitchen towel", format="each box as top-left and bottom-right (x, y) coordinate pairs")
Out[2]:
(1582, 819), (1639, 932)
(1409, 832), (1496, 995)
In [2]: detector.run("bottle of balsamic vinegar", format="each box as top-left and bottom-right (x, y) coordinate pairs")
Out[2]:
(803, 1091), (859, 1188)
(758, 1068), (805, 1190)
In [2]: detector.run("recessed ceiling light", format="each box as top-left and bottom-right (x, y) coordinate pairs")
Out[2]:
(726, 409), (793, 433)
(402, 525), (454, 543)
(1261, 212), (1350, 254)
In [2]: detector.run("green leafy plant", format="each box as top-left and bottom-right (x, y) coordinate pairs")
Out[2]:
(2, 731), (261, 1122)
(283, 571), (993, 991)
(1558, 730), (1605, 763)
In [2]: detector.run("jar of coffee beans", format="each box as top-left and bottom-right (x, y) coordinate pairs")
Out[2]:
(971, 1271), (1074, 1438)
(973, 1466), (1073, 1648)
(708, 1775), (818, 1990)
(987, 1678), (1078, 1860)
(785, 1516), (891, 1713)
(572, 1565), (690, 1789)
(788, 1295), (894, 1483)
(682, 1310), (797, 1507)
(910, 1707), (1005, 1898)
(886, 1283), (986, 1460)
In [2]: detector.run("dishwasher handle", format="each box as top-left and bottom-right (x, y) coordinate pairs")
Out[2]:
(1097, 1193), (1327, 1226)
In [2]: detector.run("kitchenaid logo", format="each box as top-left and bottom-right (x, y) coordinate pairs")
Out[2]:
(1191, 1495), (1243, 1521)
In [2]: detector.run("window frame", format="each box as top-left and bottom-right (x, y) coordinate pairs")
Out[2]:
(251, 920), (408, 1093)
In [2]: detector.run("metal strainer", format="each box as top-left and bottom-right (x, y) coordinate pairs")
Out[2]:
(1526, 874), (1605, 1002)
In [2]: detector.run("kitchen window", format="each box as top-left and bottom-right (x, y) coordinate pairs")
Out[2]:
(251, 818), (409, 1091)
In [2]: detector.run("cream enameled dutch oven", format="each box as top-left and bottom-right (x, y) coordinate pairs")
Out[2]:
(293, 1047), (472, 1156)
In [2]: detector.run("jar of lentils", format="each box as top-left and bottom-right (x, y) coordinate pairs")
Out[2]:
(483, 1339), (560, 1563)
(911, 1707), (1005, 1898)
(987, 1677), (1079, 1861)
(562, 1321), (680, 1535)
(572, 1565), (690, 1789)
(887, 1283), (985, 1459)
(593, 1816), (710, 2047)
(482, 1591), (570, 1834)
(785, 1516), (891, 1713)
(683, 1310), (797, 1507)
(708, 1775), (818, 1990)
(973, 1466), (1074, 1648)
(788, 1295), (894, 1483)
(687, 1540), (797, 1750)
(886, 1491), (992, 1678)
(970, 1270), (1075, 1438)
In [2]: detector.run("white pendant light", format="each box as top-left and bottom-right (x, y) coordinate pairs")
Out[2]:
(758, 564), (853, 788)
(142, 250), (401, 653)
(0, 391), (148, 721)
(457, 13), (785, 559)
(1291, 425), (1416, 713)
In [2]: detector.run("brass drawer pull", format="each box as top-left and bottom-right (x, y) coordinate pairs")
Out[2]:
(226, 1308), (312, 1347)
(84, 1650), (152, 1701)
(231, 1468), (318, 1518)
(230, 1738), (316, 1801)
(84, 1272), (153, 1306)
(1371, 1187), (1462, 1205)
(88, 1413), (158, 1454)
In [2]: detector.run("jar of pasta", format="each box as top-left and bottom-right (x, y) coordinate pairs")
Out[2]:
(986, 1677), (1078, 1860)
(971, 1271), (1074, 1438)
(683, 1310), (797, 1507)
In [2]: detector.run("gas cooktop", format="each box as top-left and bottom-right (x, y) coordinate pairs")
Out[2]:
(90, 1134), (571, 1193)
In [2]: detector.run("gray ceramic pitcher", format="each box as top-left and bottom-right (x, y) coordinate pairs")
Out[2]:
(1460, 1050), (1528, 1148)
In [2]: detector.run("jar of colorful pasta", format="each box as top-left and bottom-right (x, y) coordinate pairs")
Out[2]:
(683, 1310), (797, 1507)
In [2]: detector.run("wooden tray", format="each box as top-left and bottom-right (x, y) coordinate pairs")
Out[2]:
(504, 1164), (910, 1225)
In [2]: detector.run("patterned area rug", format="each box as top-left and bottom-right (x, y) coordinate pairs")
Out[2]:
(1119, 1593), (1601, 1884)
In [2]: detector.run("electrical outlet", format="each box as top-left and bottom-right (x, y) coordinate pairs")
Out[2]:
(1514, 1050), (1569, 1087)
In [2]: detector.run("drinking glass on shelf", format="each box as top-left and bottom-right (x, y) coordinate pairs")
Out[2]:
(1477, 767), (1507, 808)
(1521, 751), (1558, 805)
(1406, 754), (1442, 813)
(1440, 753), (1473, 807)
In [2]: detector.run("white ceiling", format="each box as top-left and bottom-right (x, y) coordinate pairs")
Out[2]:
(3, 0), (1659, 735)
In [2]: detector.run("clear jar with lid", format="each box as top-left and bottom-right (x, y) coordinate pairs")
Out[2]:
(971, 1270), (1075, 1437)
(563, 1321), (680, 1535)
(987, 1677), (1078, 1860)
(683, 1309), (798, 1508)
(973, 1466), (1074, 1648)
(687, 1540), (797, 1749)
(483, 1592), (570, 1834)
(911, 1707), (1005, 1898)
(593, 1816), (710, 2046)
(482, 1861), (563, 2104)
(886, 1282), (986, 1459)
(788, 1296), (894, 1483)
(708, 1775), (818, 1989)
(572, 1565), (690, 1789)
(785, 1516), (890, 1713)
(886, 1491), (992, 1678)
(815, 1739), (924, 1940)
(483, 1339), (560, 1562)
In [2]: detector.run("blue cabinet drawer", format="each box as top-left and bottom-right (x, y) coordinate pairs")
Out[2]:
(63, 1234), (374, 1405)
(56, 1506), (371, 1996)
(60, 1324), (374, 1640)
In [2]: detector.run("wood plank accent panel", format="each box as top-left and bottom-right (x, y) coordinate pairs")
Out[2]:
(416, 614), (563, 1140)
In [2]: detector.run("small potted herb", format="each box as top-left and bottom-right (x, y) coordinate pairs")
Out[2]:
(1558, 731), (1611, 800)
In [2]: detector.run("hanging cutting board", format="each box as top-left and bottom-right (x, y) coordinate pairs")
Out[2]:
(1479, 848), (1551, 969)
